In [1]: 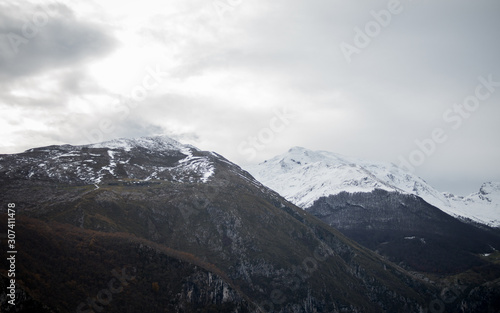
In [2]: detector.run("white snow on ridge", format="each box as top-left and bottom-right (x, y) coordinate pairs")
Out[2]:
(86, 135), (194, 152)
(245, 147), (446, 208)
(178, 147), (215, 183)
(442, 182), (500, 227)
(87, 136), (214, 184)
(245, 147), (500, 227)
(11, 135), (216, 185)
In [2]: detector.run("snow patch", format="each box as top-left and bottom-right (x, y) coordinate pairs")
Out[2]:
(177, 148), (215, 183)
(86, 135), (193, 153)
(246, 148), (500, 227)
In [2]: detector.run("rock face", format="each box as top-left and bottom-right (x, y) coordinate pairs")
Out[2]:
(0, 215), (253, 313)
(306, 189), (500, 274)
(0, 136), (498, 312)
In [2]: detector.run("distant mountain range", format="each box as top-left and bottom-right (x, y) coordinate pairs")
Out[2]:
(0, 136), (454, 312)
(246, 147), (500, 275)
(246, 146), (500, 227)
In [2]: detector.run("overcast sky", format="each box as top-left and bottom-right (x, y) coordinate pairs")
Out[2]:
(1, 0), (499, 195)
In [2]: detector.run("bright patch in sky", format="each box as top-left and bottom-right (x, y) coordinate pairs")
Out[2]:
(1, 0), (499, 195)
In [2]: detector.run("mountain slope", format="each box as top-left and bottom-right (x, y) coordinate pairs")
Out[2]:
(307, 189), (500, 274)
(0, 136), (446, 313)
(245, 147), (500, 275)
(444, 182), (500, 227)
(0, 136), (214, 185)
(1, 214), (253, 313)
(246, 147), (500, 227)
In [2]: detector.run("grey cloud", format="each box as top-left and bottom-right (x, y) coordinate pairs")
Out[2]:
(0, 2), (117, 83)
(0, 67), (108, 110)
(1, 0), (499, 195)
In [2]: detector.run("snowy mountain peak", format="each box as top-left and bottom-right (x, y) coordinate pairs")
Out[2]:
(3, 135), (215, 185)
(443, 182), (500, 226)
(276, 148), (346, 170)
(85, 135), (195, 152)
(248, 147), (444, 207)
(288, 146), (307, 153)
(480, 182), (500, 198)
(246, 147), (500, 227)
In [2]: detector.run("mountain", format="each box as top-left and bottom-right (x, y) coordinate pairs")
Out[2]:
(6, 136), (214, 185)
(245, 147), (500, 275)
(0, 136), (455, 312)
(307, 190), (500, 274)
(246, 147), (500, 227)
(444, 182), (500, 227)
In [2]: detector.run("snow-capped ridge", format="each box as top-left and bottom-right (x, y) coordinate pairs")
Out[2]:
(86, 135), (195, 152)
(248, 147), (447, 209)
(246, 147), (500, 227)
(444, 182), (500, 227)
(3, 135), (216, 185)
